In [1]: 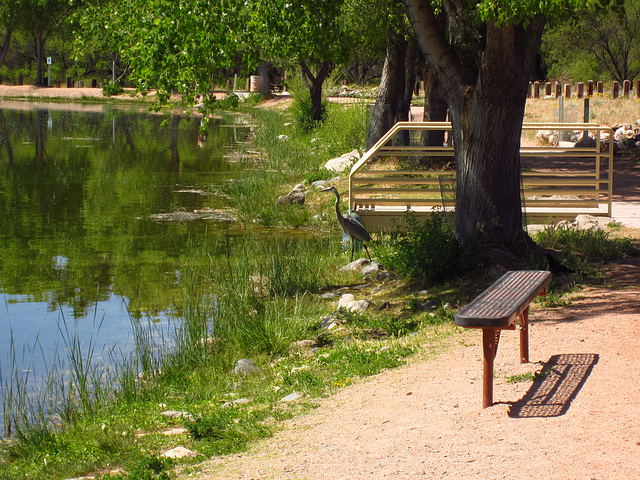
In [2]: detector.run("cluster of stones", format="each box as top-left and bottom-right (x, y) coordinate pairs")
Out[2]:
(536, 121), (640, 151)
(276, 149), (361, 204)
(526, 214), (616, 236)
(332, 85), (367, 97)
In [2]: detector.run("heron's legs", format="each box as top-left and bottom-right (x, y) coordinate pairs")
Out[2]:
(363, 243), (372, 262)
(350, 240), (372, 262)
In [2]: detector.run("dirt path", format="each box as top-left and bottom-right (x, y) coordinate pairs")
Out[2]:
(187, 258), (640, 480)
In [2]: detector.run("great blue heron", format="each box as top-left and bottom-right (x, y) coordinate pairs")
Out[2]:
(321, 186), (372, 261)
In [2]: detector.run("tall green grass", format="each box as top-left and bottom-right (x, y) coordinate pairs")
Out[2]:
(0, 234), (348, 478)
(223, 99), (367, 228)
(533, 222), (633, 262)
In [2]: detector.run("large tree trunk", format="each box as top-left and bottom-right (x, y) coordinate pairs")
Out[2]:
(35, 28), (45, 86)
(366, 29), (407, 150)
(414, 66), (449, 168)
(403, 0), (545, 261)
(300, 60), (332, 123)
(453, 21), (543, 256)
(396, 37), (418, 145)
(0, 28), (11, 70)
(258, 61), (271, 97)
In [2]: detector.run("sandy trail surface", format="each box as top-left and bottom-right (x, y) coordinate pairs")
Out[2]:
(186, 257), (640, 480)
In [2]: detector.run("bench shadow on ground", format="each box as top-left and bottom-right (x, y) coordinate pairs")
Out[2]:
(507, 353), (599, 418)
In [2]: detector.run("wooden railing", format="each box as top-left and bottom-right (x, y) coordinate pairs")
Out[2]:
(348, 122), (614, 231)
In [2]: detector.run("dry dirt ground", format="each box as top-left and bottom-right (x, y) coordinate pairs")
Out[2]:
(186, 258), (640, 480)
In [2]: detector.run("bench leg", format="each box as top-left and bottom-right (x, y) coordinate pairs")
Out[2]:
(482, 328), (500, 408)
(519, 306), (529, 364)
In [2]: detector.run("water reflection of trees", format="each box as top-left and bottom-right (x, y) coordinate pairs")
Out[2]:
(0, 107), (250, 318)
(0, 110), (13, 165)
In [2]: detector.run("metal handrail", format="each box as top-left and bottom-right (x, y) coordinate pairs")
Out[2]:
(348, 122), (614, 218)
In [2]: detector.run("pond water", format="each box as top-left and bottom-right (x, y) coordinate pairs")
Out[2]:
(0, 102), (257, 412)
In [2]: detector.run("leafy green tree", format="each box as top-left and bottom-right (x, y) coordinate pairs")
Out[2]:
(0, 0), (27, 70)
(401, 0), (618, 263)
(542, 0), (640, 82)
(79, 0), (246, 110)
(251, 0), (351, 122)
(17, 0), (81, 85)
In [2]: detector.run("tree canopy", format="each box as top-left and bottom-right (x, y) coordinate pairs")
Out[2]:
(79, 0), (246, 110)
(543, 0), (640, 82)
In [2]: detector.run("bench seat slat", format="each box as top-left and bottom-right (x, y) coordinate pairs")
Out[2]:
(454, 271), (551, 328)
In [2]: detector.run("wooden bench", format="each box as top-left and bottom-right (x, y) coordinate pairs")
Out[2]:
(454, 270), (552, 408)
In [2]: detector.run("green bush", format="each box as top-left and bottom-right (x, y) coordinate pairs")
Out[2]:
(287, 78), (328, 132)
(380, 211), (467, 282)
(102, 81), (124, 97)
(213, 93), (240, 110)
(533, 223), (632, 261)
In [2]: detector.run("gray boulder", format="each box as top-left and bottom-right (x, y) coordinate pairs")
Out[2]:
(324, 149), (360, 172)
(340, 258), (370, 271)
(361, 261), (384, 276)
(233, 359), (263, 376)
(276, 184), (306, 205)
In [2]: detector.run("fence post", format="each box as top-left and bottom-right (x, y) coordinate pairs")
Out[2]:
(545, 82), (552, 96)
(587, 80), (594, 96)
(528, 82), (533, 98)
(637, 80), (640, 98)
(597, 81), (603, 95)
(533, 81), (540, 98)
(612, 81), (620, 99)
(623, 80), (631, 96)
(577, 82), (584, 98)
(564, 83), (571, 98)
(555, 82), (561, 98)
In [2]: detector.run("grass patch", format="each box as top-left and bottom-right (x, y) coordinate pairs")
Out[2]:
(506, 369), (550, 383)
(533, 223), (633, 263)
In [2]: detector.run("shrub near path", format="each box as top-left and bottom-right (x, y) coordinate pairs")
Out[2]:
(187, 255), (640, 480)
